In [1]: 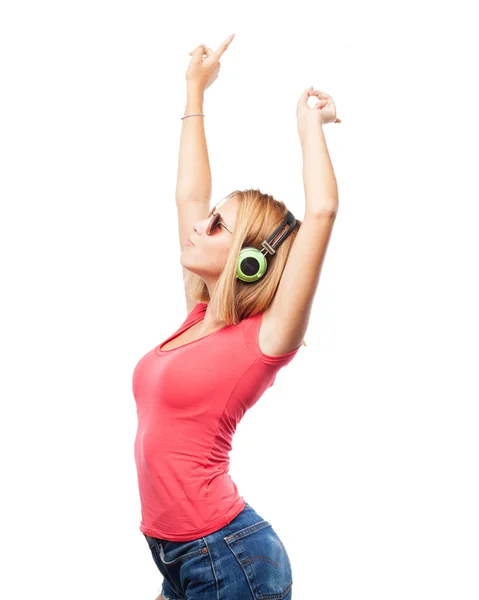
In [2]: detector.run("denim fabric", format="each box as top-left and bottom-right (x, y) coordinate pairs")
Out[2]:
(143, 502), (293, 599)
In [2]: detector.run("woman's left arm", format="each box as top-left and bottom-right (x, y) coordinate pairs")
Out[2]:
(261, 88), (340, 355)
(301, 120), (339, 217)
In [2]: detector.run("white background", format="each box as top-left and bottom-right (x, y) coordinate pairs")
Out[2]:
(1, 1), (478, 599)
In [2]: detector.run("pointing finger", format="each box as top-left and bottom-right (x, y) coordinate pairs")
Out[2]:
(213, 34), (235, 60)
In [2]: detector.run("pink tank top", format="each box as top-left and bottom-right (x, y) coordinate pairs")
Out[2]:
(132, 302), (301, 541)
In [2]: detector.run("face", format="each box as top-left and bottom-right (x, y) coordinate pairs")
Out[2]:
(180, 195), (239, 284)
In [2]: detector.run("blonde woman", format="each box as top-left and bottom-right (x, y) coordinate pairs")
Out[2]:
(132, 33), (340, 600)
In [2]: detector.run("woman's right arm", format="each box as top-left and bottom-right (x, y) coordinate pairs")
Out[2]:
(175, 85), (212, 204)
(175, 36), (235, 203)
(176, 85), (212, 314)
(174, 38), (235, 312)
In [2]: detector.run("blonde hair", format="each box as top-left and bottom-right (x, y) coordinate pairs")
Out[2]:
(183, 188), (307, 347)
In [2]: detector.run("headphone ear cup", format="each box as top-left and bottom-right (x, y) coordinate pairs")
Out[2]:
(236, 247), (268, 282)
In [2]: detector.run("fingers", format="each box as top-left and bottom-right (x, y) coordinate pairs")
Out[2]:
(297, 86), (340, 122)
(213, 33), (235, 60)
(306, 86), (314, 96)
(191, 47), (213, 58)
(305, 87), (331, 100)
(300, 87), (326, 102)
(189, 46), (218, 61)
(307, 89), (336, 112)
(298, 86), (313, 103)
(315, 99), (328, 109)
(311, 89), (331, 101)
(299, 87), (336, 112)
(191, 44), (207, 61)
(189, 33), (234, 62)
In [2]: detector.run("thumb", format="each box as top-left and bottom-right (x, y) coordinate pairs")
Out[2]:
(297, 86), (313, 106)
(302, 86), (313, 101)
(191, 44), (206, 61)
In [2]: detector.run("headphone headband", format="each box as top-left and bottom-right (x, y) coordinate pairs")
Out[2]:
(236, 209), (297, 283)
(261, 210), (297, 256)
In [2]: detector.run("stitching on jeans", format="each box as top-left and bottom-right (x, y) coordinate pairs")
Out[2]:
(161, 547), (207, 564)
(202, 536), (220, 600)
(224, 519), (271, 543)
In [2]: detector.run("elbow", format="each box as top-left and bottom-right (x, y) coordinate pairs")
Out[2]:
(306, 202), (338, 220)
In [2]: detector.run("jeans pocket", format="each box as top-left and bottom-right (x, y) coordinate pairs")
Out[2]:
(145, 535), (211, 599)
(143, 535), (169, 579)
(159, 538), (210, 566)
(224, 520), (293, 600)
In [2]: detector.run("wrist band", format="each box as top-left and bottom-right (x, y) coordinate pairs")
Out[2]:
(181, 113), (205, 120)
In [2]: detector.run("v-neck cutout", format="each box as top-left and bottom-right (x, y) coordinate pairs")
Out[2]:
(156, 308), (230, 354)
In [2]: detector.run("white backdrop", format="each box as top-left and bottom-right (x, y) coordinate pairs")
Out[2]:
(1, 1), (478, 599)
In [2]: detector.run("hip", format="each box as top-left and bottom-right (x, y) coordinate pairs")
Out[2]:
(143, 501), (293, 599)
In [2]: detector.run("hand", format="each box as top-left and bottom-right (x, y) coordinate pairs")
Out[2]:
(296, 86), (341, 139)
(186, 34), (235, 92)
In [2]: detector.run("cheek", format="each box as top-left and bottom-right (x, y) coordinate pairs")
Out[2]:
(210, 243), (231, 268)
(220, 242), (233, 261)
(196, 240), (231, 267)
(211, 239), (231, 256)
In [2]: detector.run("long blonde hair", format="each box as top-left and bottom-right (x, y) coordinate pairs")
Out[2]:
(183, 188), (307, 347)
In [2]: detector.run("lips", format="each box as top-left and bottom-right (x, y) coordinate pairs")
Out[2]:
(187, 237), (195, 246)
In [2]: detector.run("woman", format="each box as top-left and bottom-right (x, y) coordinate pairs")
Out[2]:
(132, 33), (340, 600)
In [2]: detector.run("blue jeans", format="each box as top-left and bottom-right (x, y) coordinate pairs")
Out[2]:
(143, 501), (293, 599)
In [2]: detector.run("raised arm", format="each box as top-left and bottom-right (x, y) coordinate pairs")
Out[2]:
(175, 36), (235, 313)
(176, 83), (210, 202)
(261, 87), (341, 354)
(177, 34), (235, 203)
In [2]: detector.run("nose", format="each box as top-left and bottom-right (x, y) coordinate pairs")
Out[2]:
(193, 216), (209, 235)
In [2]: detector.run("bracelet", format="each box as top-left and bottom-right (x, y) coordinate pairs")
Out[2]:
(181, 113), (205, 120)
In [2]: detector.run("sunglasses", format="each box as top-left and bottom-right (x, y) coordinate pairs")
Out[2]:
(206, 206), (233, 235)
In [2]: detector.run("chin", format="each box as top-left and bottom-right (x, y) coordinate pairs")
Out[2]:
(180, 256), (195, 275)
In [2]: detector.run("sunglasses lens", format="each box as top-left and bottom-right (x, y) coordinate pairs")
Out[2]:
(207, 212), (220, 234)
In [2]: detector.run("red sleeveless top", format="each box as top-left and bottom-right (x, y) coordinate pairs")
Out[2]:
(132, 302), (301, 541)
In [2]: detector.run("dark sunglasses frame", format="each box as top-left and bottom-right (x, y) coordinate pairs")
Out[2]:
(206, 207), (233, 235)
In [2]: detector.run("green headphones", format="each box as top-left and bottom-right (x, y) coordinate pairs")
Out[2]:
(236, 210), (297, 282)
